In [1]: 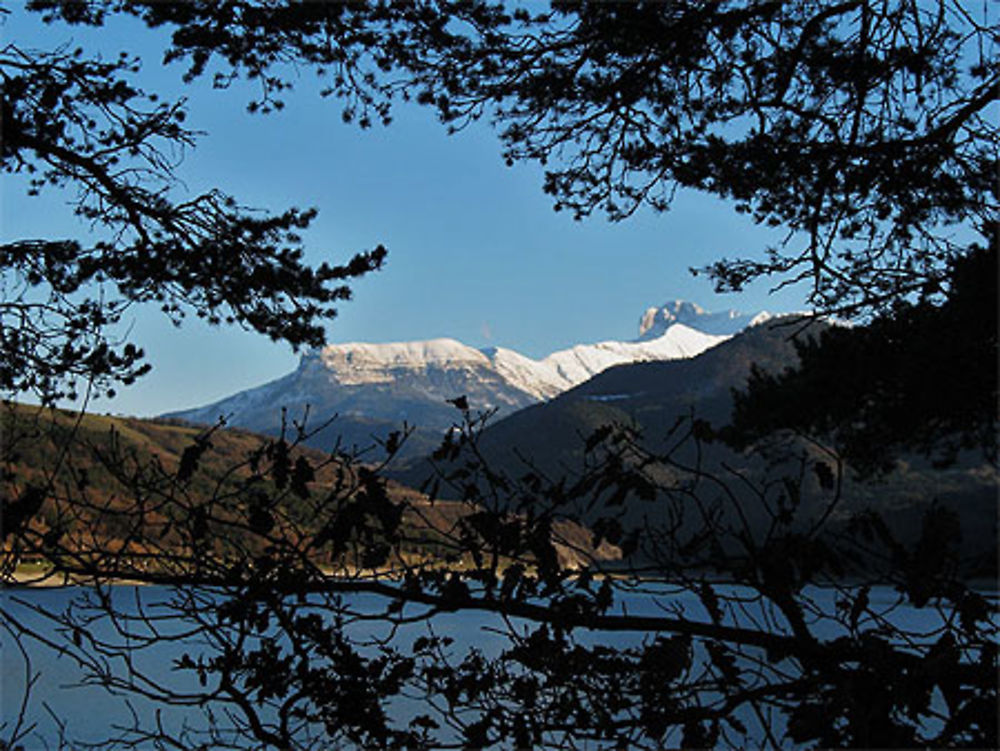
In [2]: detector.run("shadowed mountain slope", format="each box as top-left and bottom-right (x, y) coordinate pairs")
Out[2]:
(404, 318), (816, 481)
(391, 319), (997, 578)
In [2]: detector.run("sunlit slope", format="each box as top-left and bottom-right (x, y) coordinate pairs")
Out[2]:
(2, 403), (615, 575)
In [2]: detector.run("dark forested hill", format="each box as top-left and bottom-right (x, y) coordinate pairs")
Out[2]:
(478, 317), (813, 472)
(391, 319), (997, 578)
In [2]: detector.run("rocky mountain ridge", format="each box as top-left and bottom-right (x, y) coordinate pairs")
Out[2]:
(638, 300), (773, 339)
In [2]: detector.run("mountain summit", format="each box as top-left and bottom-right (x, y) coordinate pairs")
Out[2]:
(165, 301), (770, 457)
(638, 300), (771, 339)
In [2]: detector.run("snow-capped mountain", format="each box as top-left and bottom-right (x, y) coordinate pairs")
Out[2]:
(165, 301), (768, 456)
(505, 322), (728, 397)
(638, 300), (772, 339)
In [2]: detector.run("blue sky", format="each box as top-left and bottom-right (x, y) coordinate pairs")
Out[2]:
(3, 7), (810, 417)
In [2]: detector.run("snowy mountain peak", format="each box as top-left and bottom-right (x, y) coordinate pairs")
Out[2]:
(638, 300), (771, 339)
(316, 338), (486, 366)
(302, 338), (490, 386)
(167, 299), (776, 456)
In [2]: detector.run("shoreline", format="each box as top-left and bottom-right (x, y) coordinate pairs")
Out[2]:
(5, 564), (997, 596)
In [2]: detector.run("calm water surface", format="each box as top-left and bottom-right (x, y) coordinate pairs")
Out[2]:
(2, 583), (994, 748)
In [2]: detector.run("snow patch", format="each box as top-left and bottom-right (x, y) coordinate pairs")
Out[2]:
(304, 322), (727, 400)
(318, 338), (490, 386)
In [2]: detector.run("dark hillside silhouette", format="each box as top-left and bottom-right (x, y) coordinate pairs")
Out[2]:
(730, 237), (998, 475)
(396, 318), (996, 577)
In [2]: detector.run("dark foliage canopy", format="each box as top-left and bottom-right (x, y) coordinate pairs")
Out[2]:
(729, 234), (998, 474)
(411, 1), (995, 317)
(29, 0), (995, 316)
(1, 4), (386, 404)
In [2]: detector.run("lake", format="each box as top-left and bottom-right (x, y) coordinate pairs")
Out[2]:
(2, 582), (995, 749)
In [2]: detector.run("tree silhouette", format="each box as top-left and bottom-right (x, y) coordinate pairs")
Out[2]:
(728, 233), (998, 475)
(2, 10), (386, 405)
(30, 0), (995, 314)
(2, 2), (997, 749)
